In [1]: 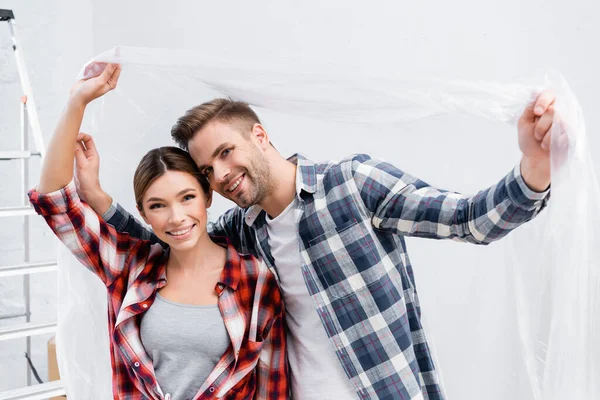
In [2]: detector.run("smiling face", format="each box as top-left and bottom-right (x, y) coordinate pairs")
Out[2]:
(189, 121), (273, 209)
(139, 170), (210, 252)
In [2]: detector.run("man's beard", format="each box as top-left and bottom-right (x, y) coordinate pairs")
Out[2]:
(224, 151), (273, 208)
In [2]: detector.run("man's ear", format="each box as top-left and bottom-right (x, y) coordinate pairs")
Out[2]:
(137, 205), (150, 225)
(251, 123), (270, 151)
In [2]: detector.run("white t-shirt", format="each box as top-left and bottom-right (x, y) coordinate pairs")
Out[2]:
(266, 199), (357, 399)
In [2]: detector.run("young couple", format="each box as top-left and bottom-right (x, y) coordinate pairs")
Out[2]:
(31, 63), (555, 399)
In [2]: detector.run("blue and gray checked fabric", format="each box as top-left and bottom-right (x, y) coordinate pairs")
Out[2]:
(106, 153), (549, 400)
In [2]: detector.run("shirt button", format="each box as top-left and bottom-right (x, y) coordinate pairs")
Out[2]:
(134, 362), (140, 367)
(142, 303), (148, 309)
(217, 284), (224, 289)
(209, 387), (215, 393)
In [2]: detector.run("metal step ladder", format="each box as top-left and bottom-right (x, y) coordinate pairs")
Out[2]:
(0, 9), (65, 400)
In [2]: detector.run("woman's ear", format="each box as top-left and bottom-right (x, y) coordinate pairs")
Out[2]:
(137, 204), (150, 225)
(205, 188), (213, 208)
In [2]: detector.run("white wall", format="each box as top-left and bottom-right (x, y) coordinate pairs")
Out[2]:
(0, 0), (94, 391)
(88, 2), (600, 399)
(0, 0), (597, 397)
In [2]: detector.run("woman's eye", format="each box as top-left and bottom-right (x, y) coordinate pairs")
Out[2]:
(183, 194), (196, 202)
(149, 203), (163, 210)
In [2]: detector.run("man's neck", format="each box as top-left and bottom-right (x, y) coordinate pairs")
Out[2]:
(259, 157), (297, 219)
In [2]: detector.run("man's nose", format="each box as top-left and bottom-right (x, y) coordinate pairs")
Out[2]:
(214, 163), (230, 184)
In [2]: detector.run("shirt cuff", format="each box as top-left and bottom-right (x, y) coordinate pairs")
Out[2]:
(507, 163), (550, 210)
(101, 198), (118, 221)
(28, 180), (81, 216)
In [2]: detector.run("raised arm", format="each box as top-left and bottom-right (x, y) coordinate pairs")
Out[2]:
(352, 155), (548, 244)
(517, 90), (558, 192)
(30, 64), (153, 286)
(353, 91), (556, 244)
(38, 63), (121, 194)
(73, 132), (164, 246)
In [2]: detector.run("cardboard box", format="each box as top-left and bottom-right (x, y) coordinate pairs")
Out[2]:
(48, 336), (67, 399)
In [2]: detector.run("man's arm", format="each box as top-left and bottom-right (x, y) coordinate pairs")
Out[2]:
(105, 202), (163, 245)
(350, 154), (548, 244)
(517, 90), (559, 192)
(96, 200), (259, 255)
(209, 208), (260, 256)
(76, 135), (257, 253)
(351, 92), (557, 244)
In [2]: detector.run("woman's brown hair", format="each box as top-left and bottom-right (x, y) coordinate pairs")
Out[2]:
(133, 146), (209, 210)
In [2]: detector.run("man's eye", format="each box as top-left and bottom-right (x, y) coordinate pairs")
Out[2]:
(203, 167), (213, 176)
(222, 148), (232, 157)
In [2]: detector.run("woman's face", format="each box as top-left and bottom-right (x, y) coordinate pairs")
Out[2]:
(139, 170), (210, 252)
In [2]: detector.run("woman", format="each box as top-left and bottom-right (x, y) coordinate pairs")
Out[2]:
(29, 63), (288, 400)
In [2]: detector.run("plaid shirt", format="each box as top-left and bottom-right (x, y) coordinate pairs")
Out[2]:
(29, 181), (288, 400)
(107, 154), (549, 400)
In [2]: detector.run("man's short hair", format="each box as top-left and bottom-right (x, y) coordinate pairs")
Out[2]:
(171, 98), (261, 151)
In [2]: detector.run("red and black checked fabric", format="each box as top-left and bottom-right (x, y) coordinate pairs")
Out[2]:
(29, 181), (289, 400)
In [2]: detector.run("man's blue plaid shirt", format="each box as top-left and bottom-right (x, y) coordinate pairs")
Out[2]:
(106, 153), (549, 399)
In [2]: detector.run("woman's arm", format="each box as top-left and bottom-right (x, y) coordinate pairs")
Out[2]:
(30, 63), (150, 287)
(29, 181), (149, 286)
(38, 63), (121, 193)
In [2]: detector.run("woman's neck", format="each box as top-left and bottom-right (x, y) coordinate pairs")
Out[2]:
(167, 233), (226, 275)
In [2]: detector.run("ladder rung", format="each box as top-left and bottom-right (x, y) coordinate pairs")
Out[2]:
(0, 380), (65, 400)
(0, 312), (28, 321)
(0, 151), (40, 160)
(0, 261), (57, 278)
(0, 206), (36, 217)
(0, 322), (57, 342)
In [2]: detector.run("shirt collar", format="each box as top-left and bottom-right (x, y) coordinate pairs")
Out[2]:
(244, 153), (316, 226)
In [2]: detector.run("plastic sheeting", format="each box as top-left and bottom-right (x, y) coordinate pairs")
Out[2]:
(55, 46), (599, 399)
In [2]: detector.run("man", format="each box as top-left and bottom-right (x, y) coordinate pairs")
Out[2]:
(78, 94), (556, 399)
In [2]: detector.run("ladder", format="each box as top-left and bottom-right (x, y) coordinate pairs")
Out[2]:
(0, 9), (65, 400)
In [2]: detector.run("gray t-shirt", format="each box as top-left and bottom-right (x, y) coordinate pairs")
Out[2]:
(140, 293), (230, 400)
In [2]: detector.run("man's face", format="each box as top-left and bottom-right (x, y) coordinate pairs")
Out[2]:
(188, 121), (273, 208)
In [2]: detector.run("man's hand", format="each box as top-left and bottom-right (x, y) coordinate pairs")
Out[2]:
(517, 90), (566, 192)
(74, 133), (113, 216)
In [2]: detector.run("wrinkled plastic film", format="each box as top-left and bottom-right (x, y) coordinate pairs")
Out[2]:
(55, 46), (598, 399)
(508, 75), (600, 400)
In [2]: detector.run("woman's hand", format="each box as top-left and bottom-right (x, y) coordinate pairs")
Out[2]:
(69, 63), (122, 106)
